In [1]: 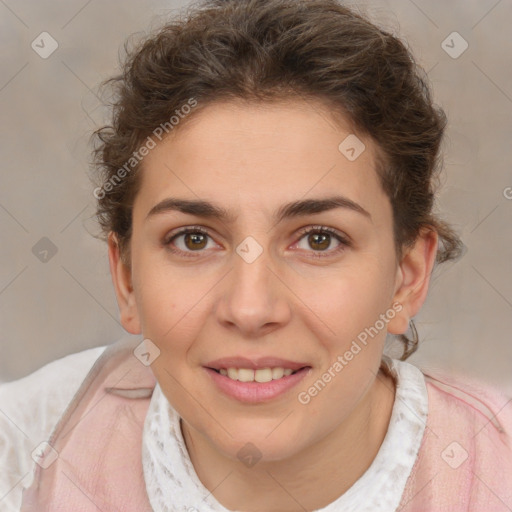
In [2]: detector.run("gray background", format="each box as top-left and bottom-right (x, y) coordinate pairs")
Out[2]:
(0, 0), (511, 390)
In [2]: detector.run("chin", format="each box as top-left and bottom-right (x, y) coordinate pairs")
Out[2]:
(206, 425), (309, 466)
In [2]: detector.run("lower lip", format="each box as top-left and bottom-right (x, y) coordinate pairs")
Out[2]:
(204, 367), (311, 403)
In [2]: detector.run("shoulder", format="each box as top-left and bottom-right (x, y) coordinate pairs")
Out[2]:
(0, 344), (108, 436)
(421, 365), (512, 439)
(397, 363), (512, 509)
(420, 365), (512, 489)
(0, 343), (107, 510)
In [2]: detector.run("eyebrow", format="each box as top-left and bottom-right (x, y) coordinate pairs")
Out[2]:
(146, 195), (372, 223)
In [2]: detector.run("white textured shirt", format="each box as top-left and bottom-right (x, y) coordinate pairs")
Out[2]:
(0, 343), (428, 512)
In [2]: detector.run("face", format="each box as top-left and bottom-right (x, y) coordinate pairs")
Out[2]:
(110, 98), (434, 464)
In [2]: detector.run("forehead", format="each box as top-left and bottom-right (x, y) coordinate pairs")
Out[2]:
(134, 98), (389, 221)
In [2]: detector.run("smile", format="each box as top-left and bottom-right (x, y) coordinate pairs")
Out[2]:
(204, 366), (312, 403)
(213, 366), (301, 382)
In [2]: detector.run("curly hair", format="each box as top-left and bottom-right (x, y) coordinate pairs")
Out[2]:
(91, 0), (464, 360)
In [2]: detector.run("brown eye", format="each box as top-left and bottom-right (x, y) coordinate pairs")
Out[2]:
(297, 231), (340, 252)
(183, 232), (208, 250)
(294, 226), (350, 258)
(307, 232), (331, 251)
(165, 227), (216, 254)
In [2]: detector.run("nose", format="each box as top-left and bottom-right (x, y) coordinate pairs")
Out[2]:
(215, 246), (292, 338)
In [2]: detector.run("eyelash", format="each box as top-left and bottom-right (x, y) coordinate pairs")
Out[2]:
(163, 225), (351, 259)
(295, 225), (351, 258)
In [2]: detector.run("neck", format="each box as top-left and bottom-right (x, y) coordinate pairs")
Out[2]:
(182, 367), (396, 512)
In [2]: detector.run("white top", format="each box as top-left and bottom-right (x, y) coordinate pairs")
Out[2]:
(0, 344), (428, 512)
(0, 345), (108, 511)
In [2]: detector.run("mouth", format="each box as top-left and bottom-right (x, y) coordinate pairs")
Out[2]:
(207, 366), (310, 382)
(203, 365), (312, 403)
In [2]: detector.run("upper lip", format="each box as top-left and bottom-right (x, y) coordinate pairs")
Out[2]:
(205, 356), (310, 371)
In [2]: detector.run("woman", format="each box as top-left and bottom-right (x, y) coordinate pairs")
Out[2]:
(2, 0), (511, 510)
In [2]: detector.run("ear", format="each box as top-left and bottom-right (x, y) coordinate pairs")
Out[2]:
(387, 227), (438, 335)
(107, 232), (141, 335)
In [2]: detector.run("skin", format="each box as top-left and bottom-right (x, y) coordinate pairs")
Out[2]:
(108, 98), (438, 512)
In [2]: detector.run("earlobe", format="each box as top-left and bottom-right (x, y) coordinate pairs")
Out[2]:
(107, 232), (141, 335)
(387, 228), (438, 335)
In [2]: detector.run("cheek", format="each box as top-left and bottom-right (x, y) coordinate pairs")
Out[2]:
(296, 268), (392, 422)
(133, 257), (219, 358)
(300, 261), (394, 345)
(132, 256), (183, 337)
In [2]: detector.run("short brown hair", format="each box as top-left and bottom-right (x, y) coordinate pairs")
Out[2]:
(91, 0), (464, 359)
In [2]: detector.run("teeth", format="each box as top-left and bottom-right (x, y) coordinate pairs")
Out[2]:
(217, 367), (300, 382)
(238, 368), (255, 382)
(272, 367), (284, 379)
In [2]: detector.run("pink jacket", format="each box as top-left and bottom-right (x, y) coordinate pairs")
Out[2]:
(20, 337), (512, 511)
